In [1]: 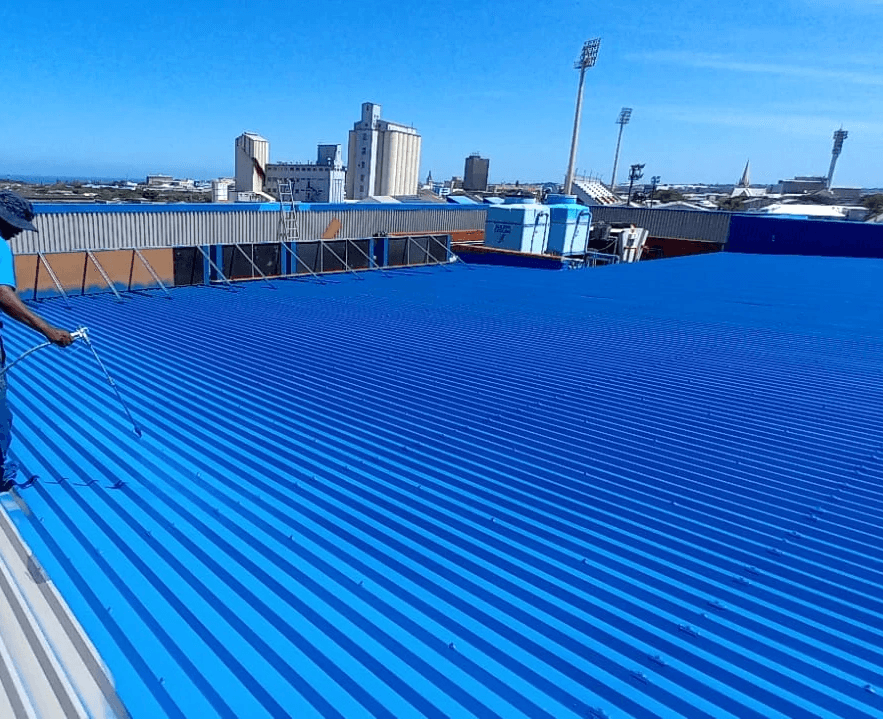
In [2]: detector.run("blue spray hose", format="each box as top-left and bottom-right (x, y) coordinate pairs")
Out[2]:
(2, 326), (142, 438)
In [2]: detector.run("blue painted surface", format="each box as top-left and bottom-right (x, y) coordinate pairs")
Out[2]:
(457, 250), (565, 270)
(727, 215), (883, 258)
(3, 253), (883, 718)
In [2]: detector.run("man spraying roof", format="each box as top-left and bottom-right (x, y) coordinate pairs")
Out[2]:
(0, 190), (74, 491)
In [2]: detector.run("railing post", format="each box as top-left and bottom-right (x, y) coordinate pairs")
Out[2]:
(202, 246), (211, 285)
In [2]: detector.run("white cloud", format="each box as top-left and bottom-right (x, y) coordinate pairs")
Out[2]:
(633, 51), (883, 87)
(642, 104), (883, 136)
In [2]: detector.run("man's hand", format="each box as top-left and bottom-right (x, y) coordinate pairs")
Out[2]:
(0, 285), (76, 345)
(44, 327), (74, 347)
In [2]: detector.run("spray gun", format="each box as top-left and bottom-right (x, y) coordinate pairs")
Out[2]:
(71, 327), (142, 438)
(3, 325), (142, 438)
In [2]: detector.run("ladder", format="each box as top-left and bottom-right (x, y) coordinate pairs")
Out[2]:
(278, 180), (300, 243)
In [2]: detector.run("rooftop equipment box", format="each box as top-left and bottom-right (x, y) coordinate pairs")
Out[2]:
(545, 194), (592, 256)
(484, 197), (550, 254)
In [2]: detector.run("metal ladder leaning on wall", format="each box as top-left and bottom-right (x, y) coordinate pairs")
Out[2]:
(278, 180), (300, 244)
(276, 179), (333, 283)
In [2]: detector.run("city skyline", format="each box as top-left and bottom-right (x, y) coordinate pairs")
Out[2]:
(3, 1), (882, 187)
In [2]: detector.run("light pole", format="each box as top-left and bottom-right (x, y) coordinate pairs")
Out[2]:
(649, 175), (660, 207)
(826, 128), (848, 190)
(627, 163), (645, 206)
(564, 37), (601, 195)
(610, 107), (632, 194)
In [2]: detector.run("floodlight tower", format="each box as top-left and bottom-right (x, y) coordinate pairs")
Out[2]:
(563, 37), (601, 195)
(649, 175), (661, 207)
(826, 128), (848, 189)
(610, 107), (632, 194)
(627, 163), (645, 206)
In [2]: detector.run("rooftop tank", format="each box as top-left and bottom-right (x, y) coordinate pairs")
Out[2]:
(545, 194), (592, 256)
(484, 197), (550, 254)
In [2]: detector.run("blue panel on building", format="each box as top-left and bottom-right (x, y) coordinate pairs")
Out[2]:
(728, 214), (883, 258)
(2, 254), (883, 718)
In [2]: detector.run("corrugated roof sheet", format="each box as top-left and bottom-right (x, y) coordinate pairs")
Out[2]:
(0, 501), (130, 719)
(2, 253), (883, 718)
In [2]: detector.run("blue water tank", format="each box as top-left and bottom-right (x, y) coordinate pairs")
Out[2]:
(485, 198), (551, 254)
(546, 195), (592, 255)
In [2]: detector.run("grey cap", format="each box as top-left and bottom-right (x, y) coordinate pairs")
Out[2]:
(0, 190), (37, 232)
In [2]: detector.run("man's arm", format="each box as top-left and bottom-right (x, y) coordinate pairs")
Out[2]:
(0, 285), (73, 346)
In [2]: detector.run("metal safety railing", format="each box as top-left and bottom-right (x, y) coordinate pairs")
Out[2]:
(20, 234), (456, 302)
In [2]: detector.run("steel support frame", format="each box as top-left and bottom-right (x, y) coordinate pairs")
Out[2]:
(130, 249), (172, 298)
(402, 235), (452, 272)
(232, 243), (276, 289)
(317, 239), (364, 281)
(84, 250), (125, 302)
(195, 245), (236, 289)
(32, 254), (73, 308)
(279, 242), (331, 285)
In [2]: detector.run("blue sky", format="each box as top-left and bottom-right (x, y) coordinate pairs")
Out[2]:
(3, 1), (882, 187)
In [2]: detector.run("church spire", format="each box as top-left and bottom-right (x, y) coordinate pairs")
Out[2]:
(739, 160), (750, 188)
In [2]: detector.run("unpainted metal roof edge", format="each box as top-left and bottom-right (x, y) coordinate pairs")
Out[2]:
(0, 495), (131, 719)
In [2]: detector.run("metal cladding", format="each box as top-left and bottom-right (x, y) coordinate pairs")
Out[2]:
(2, 254), (883, 718)
(10, 204), (486, 255)
(591, 206), (732, 244)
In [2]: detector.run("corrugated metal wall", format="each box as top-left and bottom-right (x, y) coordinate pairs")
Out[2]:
(591, 207), (731, 244)
(728, 215), (883, 258)
(10, 205), (486, 255)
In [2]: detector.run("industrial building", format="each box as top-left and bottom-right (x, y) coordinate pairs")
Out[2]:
(776, 176), (828, 194)
(264, 145), (346, 203)
(233, 132), (271, 201)
(1, 197), (883, 718)
(234, 133), (345, 203)
(463, 153), (490, 192)
(346, 102), (422, 200)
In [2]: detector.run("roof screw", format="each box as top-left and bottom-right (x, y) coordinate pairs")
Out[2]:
(678, 623), (700, 636)
(448, 642), (456, 650)
(629, 669), (649, 684)
(864, 684), (876, 694)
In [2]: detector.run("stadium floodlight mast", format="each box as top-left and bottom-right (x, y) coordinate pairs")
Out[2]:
(610, 107), (632, 194)
(649, 175), (661, 207)
(563, 37), (601, 195)
(627, 163), (645, 206)
(826, 128), (848, 189)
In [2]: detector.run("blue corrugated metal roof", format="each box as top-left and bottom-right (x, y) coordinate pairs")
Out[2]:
(3, 253), (883, 718)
